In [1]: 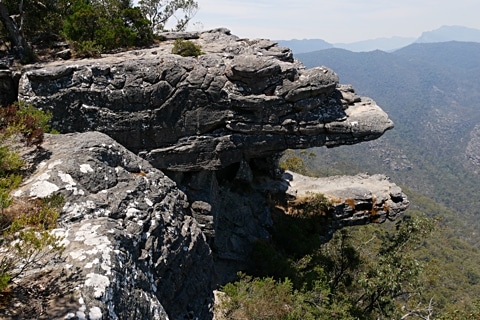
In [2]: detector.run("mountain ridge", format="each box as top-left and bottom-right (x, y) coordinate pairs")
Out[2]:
(277, 25), (480, 53)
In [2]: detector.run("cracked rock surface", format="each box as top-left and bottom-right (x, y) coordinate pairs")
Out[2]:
(18, 28), (393, 171)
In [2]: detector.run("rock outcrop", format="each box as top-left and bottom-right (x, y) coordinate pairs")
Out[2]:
(1, 29), (410, 320)
(18, 28), (393, 172)
(10, 132), (214, 320)
(282, 171), (409, 226)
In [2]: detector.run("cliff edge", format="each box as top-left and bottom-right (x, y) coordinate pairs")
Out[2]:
(0, 29), (409, 320)
(17, 28), (393, 171)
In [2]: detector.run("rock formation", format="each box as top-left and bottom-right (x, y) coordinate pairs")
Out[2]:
(9, 132), (213, 320)
(18, 28), (393, 172)
(0, 29), (410, 320)
(282, 171), (408, 226)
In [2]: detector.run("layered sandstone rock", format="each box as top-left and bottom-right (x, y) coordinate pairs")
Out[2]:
(11, 132), (213, 320)
(18, 28), (393, 171)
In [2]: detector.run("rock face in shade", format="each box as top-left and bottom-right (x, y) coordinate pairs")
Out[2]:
(0, 68), (16, 106)
(11, 132), (214, 320)
(18, 28), (393, 172)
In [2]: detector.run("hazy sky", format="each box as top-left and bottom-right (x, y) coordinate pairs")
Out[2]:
(188, 0), (480, 43)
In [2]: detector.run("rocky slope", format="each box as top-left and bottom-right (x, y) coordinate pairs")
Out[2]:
(1, 29), (409, 320)
(7, 132), (213, 319)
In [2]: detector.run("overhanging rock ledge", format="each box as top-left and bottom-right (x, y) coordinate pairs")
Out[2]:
(18, 28), (393, 172)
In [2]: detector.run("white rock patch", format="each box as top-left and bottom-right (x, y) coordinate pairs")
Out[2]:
(89, 307), (103, 320)
(80, 163), (95, 173)
(29, 180), (59, 198)
(85, 273), (110, 299)
(58, 171), (76, 185)
(47, 159), (63, 169)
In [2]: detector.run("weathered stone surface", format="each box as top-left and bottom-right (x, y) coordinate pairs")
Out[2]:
(12, 132), (214, 320)
(17, 28), (393, 172)
(166, 168), (275, 284)
(281, 171), (409, 227)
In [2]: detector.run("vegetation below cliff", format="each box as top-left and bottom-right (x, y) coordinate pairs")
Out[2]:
(215, 153), (480, 318)
(224, 41), (480, 318)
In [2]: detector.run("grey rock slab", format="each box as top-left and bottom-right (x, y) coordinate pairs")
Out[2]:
(283, 171), (409, 226)
(17, 29), (394, 172)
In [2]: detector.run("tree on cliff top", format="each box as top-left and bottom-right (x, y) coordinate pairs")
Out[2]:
(0, 0), (198, 61)
(0, 0), (32, 61)
(138, 0), (198, 33)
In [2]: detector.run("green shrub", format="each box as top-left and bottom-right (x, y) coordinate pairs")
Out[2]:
(0, 102), (54, 146)
(70, 40), (103, 58)
(279, 149), (317, 176)
(0, 147), (23, 175)
(0, 194), (65, 292)
(220, 273), (295, 320)
(62, 1), (98, 44)
(62, 2), (154, 56)
(171, 38), (203, 57)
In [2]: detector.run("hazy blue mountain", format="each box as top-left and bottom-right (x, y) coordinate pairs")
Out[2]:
(278, 25), (480, 54)
(415, 25), (480, 43)
(333, 36), (415, 52)
(276, 37), (414, 54)
(275, 39), (333, 54)
(295, 42), (480, 221)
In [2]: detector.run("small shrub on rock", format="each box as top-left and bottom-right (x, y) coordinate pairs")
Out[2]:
(171, 38), (203, 57)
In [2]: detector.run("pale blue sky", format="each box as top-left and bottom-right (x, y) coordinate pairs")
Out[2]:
(187, 0), (480, 42)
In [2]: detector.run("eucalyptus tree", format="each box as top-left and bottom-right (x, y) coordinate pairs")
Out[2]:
(138, 0), (198, 33)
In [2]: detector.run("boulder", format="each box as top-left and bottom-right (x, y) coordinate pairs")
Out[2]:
(10, 131), (214, 320)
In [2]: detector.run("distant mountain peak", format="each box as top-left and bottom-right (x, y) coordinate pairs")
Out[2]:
(275, 39), (333, 54)
(415, 25), (480, 43)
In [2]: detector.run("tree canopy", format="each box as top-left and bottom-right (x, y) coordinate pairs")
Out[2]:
(0, 0), (198, 60)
